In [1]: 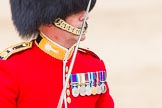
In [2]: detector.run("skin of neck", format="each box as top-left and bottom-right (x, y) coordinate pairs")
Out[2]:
(39, 24), (79, 49)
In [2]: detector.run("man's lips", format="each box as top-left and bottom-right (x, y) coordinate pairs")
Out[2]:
(78, 22), (88, 31)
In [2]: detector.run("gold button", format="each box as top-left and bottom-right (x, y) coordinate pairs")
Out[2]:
(66, 89), (70, 96)
(67, 97), (71, 104)
(66, 66), (68, 73)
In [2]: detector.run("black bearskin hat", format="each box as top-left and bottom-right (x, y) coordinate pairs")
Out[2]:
(10, 0), (96, 39)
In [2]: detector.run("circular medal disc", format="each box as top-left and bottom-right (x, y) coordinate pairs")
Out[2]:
(100, 83), (107, 93)
(96, 85), (102, 94)
(72, 87), (79, 97)
(91, 86), (97, 95)
(85, 85), (92, 96)
(79, 86), (86, 96)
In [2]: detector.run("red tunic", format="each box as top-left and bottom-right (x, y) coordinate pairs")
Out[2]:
(0, 34), (114, 108)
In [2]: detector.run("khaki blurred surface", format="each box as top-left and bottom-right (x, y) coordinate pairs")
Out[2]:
(1, 0), (162, 108)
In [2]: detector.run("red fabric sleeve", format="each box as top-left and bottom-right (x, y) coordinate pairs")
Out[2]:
(95, 83), (114, 108)
(95, 60), (114, 108)
(0, 61), (18, 108)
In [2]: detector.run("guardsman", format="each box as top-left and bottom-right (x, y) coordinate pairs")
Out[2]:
(0, 0), (114, 108)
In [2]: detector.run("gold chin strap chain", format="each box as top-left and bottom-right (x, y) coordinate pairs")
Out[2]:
(54, 18), (87, 36)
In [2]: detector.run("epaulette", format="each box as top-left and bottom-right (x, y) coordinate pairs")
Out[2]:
(78, 47), (100, 59)
(0, 42), (32, 60)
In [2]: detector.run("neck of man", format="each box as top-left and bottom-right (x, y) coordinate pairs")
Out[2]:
(39, 25), (77, 49)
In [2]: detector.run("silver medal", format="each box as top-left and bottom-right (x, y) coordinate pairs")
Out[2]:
(85, 84), (92, 96)
(100, 83), (107, 93)
(72, 86), (79, 97)
(96, 85), (102, 94)
(79, 85), (86, 96)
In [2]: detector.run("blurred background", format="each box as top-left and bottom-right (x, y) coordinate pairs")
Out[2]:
(0, 0), (162, 108)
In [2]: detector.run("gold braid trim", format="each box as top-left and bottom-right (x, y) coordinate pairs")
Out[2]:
(0, 42), (32, 60)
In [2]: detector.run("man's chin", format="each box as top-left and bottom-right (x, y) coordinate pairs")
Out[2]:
(80, 35), (86, 41)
